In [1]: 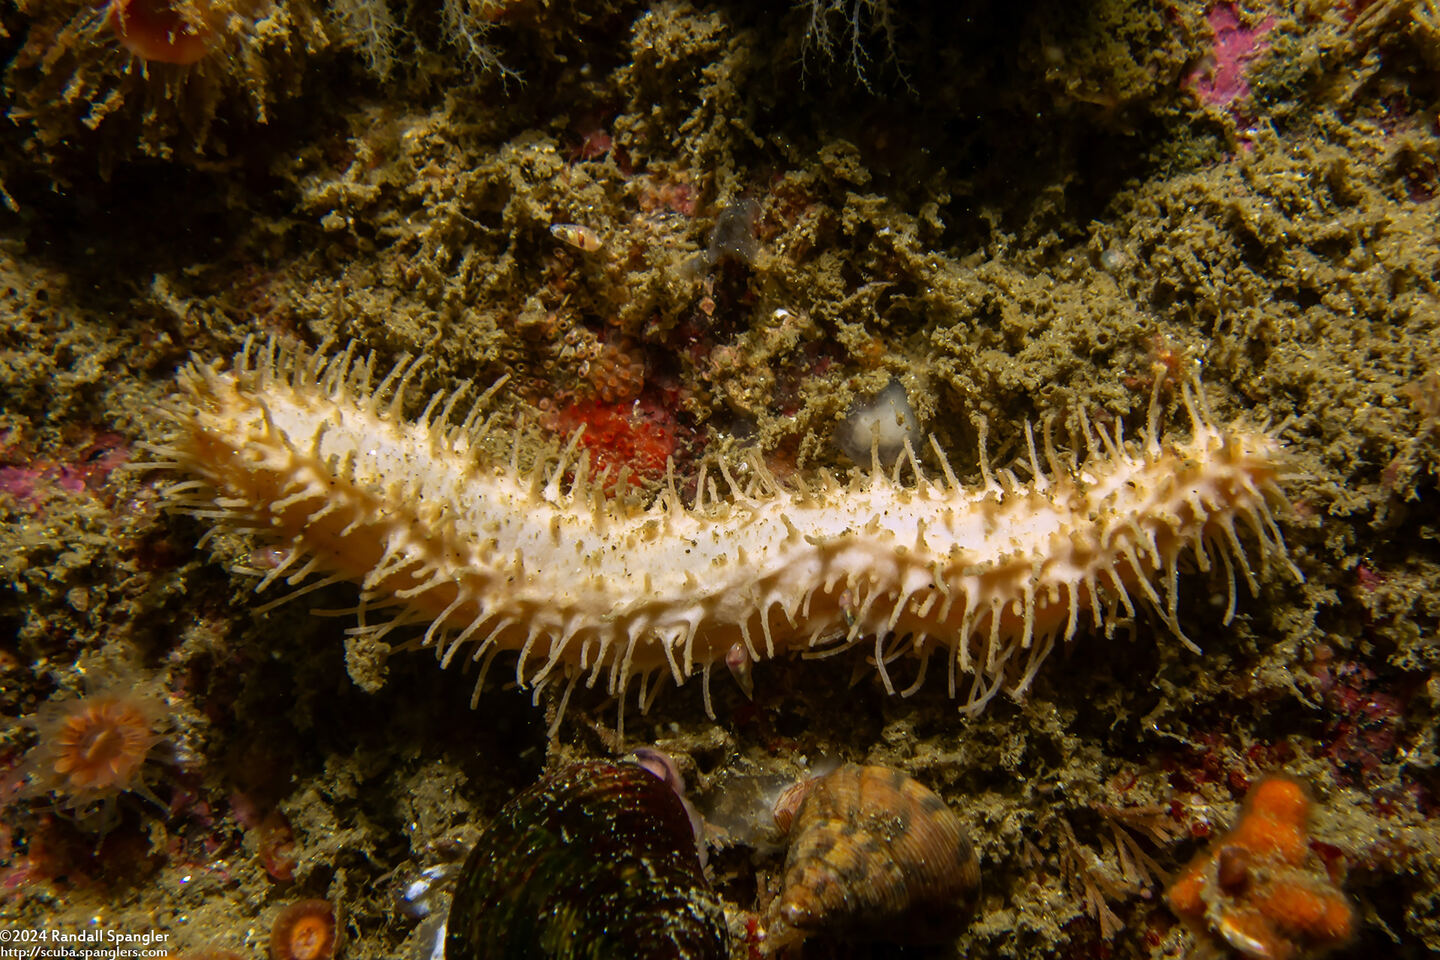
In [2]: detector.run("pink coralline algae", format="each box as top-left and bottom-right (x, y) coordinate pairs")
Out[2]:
(1187, 3), (1277, 111)
(0, 431), (129, 504)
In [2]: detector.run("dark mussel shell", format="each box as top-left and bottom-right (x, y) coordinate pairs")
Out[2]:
(445, 760), (729, 960)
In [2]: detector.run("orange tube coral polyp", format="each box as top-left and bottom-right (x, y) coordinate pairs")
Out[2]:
(1249, 777), (1310, 825)
(1165, 776), (1356, 960)
(108, 0), (213, 65)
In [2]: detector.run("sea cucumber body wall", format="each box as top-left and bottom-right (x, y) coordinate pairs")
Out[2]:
(153, 340), (1297, 717)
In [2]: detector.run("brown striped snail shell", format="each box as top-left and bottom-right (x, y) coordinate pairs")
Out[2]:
(444, 759), (729, 960)
(764, 763), (981, 951)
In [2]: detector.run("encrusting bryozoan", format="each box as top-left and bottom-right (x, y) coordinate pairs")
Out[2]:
(143, 337), (1301, 733)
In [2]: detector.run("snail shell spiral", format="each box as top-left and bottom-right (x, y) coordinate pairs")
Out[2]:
(765, 763), (981, 951)
(445, 760), (729, 960)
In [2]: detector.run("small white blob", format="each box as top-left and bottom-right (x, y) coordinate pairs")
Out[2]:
(837, 379), (920, 466)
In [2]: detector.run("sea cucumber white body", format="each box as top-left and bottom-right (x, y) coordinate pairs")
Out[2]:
(152, 339), (1298, 719)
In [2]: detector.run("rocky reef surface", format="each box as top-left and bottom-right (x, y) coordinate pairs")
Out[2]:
(1, 1), (1438, 957)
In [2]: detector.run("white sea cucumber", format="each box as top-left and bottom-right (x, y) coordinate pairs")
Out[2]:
(147, 338), (1301, 726)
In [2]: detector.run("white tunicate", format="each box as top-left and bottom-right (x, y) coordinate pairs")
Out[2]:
(403, 878), (433, 915)
(410, 914), (447, 960)
(837, 379), (920, 466)
(400, 863), (458, 919)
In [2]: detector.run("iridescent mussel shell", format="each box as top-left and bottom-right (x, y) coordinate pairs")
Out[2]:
(765, 763), (981, 951)
(445, 760), (729, 960)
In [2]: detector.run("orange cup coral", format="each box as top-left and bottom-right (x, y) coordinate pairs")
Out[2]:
(1166, 776), (1355, 960)
(4, 0), (327, 173)
(107, 0), (215, 66)
(269, 900), (337, 960)
(16, 673), (169, 817)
